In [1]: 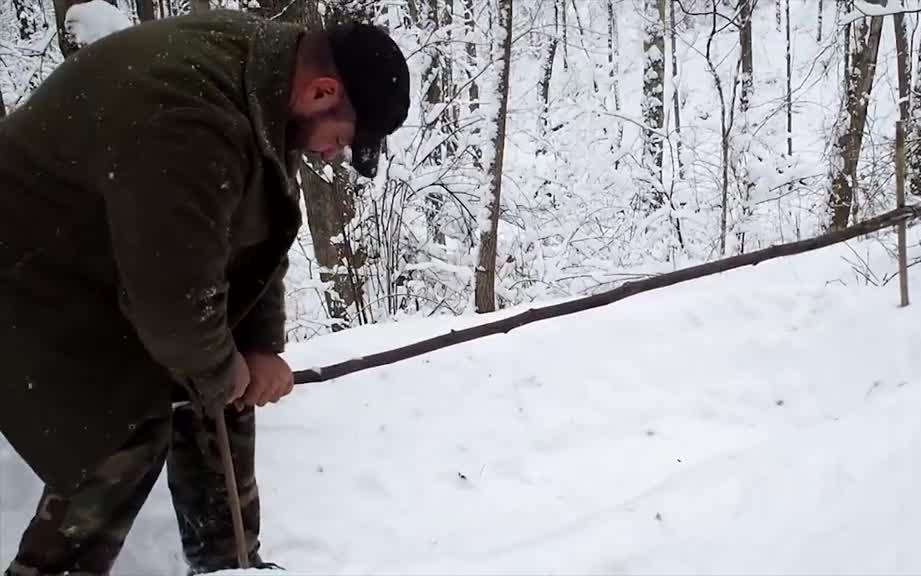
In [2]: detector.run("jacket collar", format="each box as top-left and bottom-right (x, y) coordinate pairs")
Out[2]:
(243, 18), (303, 193)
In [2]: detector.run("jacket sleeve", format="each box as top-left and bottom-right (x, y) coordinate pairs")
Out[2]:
(233, 254), (288, 354)
(101, 108), (249, 409)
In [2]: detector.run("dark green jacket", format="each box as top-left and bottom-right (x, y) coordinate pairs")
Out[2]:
(0, 10), (304, 491)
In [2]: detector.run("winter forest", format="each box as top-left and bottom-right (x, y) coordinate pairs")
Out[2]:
(0, 0), (918, 339)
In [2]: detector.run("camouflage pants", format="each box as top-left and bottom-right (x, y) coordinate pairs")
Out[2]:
(5, 404), (262, 576)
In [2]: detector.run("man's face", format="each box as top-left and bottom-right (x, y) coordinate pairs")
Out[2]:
(288, 77), (357, 162)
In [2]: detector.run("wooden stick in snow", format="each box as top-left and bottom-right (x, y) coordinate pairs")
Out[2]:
(211, 407), (250, 569)
(294, 204), (921, 385)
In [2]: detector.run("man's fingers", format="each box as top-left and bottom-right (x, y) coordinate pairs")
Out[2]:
(226, 350), (250, 406)
(251, 376), (276, 407)
(259, 378), (285, 406)
(270, 376), (293, 404)
(241, 377), (263, 407)
(235, 353), (295, 408)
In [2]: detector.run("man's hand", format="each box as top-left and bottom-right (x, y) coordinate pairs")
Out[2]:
(237, 352), (294, 408)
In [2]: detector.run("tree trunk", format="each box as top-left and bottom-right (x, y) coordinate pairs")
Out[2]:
(817, 0), (823, 42)
(670, 0), (683, 177)
(300, 163), (367, 329)
(305, 0), (321, 30)
(300, 1), (372, 327)
(738, 0), (752, 116)
(462, 0), (481, 167)
(827, 6), (884, 231)
(406, 0), (420, 24)
(910, 9), (921, 197)
(561, 0), (568, 70)
(704, 1), (730, 254)
(539, 8), (558, 141)
(260, 0), (362, 327)
(442, 0), (456, 150)
(136, 0), (156, 22)
(737, 0), (753, 251)
(642, 0), (666, 207)
(423, 0), (452, 244)
(463, 0), (479, 115)
(13, 0), (39, 40)
(425, 0), (444, 122)
(609, 0), (623, 158)
(475, 0), (513, 314)
(894, 11), (910, 306)
(786, 0), (792, 155)
(0, 92), (6, 119)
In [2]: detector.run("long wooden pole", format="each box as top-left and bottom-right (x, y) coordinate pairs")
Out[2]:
(211, 407), (250, 569)
(294, 204), (921, 386)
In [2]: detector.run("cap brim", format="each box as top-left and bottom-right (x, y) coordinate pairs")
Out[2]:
(349, 131), (382, 178)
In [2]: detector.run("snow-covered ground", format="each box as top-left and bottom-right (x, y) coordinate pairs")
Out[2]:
(4, 229), (921, 574)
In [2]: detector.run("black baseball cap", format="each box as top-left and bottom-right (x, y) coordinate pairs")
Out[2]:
(327, 22), (410, 178)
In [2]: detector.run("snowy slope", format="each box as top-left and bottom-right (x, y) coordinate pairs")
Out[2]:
(4, 229), (921, 574)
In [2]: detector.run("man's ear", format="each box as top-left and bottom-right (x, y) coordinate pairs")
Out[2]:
(307, 77), (343, 112)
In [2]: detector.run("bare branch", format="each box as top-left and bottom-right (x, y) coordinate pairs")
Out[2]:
(294, 204), (921, 385)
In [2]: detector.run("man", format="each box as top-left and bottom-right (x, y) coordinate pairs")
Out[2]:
(0, 8), (409, 575)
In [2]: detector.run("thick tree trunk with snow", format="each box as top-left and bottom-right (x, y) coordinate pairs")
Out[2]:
(642, 0), (666, 206)
(300, 2), (374, 327)
(475, 0), (513, 314)
(827, 6), (884, 231)
(255, 0), (366, 327)
(301, 163), (368, 329)
(0, 93), (6, 119)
